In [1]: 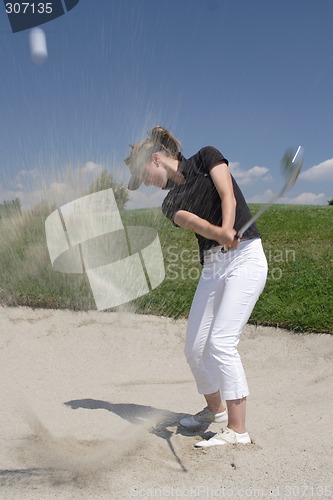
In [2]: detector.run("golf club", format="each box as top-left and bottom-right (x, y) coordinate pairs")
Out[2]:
(222, 145), (304, 252)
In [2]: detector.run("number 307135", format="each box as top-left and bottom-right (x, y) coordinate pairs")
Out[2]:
(5, 3), (53, 14)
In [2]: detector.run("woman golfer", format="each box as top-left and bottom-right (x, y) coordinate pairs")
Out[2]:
(125, 126), (268, 447)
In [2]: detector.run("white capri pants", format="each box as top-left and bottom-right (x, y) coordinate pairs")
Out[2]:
(185, 238), (268, 401)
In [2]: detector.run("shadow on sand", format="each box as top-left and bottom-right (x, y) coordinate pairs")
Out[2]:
(64, 398), (214, 473)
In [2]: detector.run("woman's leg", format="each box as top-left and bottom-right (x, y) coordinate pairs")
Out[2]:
(226, 398), (247, 434)
(208, 239), (268, 433)
(183, 240), (267, 437)
(184, 260), (223, 400)
(180, 261), (229, 429)
(204, 390), (225, 413)
(194, 240), (267, 447)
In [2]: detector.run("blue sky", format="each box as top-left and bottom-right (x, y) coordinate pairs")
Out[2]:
(0, 0), (332, 211)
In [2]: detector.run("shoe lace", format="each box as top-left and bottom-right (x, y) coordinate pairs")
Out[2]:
(215, 428), (229, 439)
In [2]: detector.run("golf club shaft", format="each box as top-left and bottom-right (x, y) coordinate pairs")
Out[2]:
(236, 204), (272, 237)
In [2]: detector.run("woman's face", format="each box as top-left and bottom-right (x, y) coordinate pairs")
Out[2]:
(143, 157), (168, 188)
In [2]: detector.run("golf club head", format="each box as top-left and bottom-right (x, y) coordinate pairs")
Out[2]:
(281, 146), (304, 189)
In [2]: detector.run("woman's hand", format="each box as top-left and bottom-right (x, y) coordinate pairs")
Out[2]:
(213, 226), (239, 249)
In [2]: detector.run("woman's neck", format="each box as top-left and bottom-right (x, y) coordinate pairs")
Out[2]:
(167, 157), (185, 185)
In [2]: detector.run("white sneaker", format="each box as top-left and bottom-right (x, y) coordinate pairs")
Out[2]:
(195, 427), (251, 448)
(179, 406), (228, 430)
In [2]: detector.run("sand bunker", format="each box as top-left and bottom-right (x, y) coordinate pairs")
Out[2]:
(0, 307), (332, 498)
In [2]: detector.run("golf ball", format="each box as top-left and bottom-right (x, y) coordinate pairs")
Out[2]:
(29, 28), (48, 63)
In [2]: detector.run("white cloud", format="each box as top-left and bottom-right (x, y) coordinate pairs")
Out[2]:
(300, 158), (333, 181)
(11, 168), (40, 190)
(247, 190), (327, 205)
(229, 161), (271, 185)
(81, 161), (104, 175)
(247, 189), (275, 204)
(0, 161), (111, 209)
(286, 192), (327, 205)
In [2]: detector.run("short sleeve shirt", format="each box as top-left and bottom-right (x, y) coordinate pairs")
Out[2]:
(161, 146), (261, 264)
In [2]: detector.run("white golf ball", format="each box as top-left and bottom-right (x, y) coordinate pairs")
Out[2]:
(29, 28), (48, 63)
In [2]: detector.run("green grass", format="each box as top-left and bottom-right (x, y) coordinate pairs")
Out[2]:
(0, 204), (332, 333)
(0, 213), (94, 310)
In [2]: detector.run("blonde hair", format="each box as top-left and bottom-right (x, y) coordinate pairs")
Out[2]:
(124, 126), (182, 172)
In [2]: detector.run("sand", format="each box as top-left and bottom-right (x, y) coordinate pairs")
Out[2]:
(0, 306), (332, 499)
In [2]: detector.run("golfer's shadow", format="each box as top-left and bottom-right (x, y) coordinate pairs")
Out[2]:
(64, 399), (210, 472)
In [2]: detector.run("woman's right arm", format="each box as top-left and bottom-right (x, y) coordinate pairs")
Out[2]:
(173, 210), (238, 248)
